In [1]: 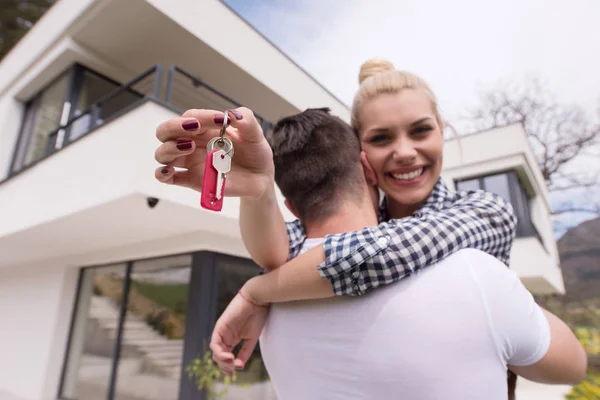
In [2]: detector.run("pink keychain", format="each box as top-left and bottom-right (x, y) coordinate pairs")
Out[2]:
(201, 112), (234, 212)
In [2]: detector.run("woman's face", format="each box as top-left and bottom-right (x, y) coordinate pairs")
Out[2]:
(359, 89), (444, 216)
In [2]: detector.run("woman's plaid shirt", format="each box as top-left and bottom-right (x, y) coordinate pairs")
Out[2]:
(285, 179), (518, 296)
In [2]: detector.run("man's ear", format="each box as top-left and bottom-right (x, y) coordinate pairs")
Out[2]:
(360, 151), (378, 185)
(284, 199), (300, 219)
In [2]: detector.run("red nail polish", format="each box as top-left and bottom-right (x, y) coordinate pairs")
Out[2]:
(228, 109), (243, 120)
(213, 115), (224, 125)
(177, 140), (193, 150)
(182, 120), (199, 130)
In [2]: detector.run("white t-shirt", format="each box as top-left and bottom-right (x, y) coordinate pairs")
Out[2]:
(259, 244), (550, 400)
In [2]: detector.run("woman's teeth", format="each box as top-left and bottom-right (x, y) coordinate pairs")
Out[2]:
(390, 167), (424, 181)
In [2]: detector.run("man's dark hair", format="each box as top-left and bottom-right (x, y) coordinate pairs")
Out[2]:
(269, 107), (364, 223)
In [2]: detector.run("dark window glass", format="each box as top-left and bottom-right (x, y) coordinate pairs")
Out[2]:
(483, 174), (511, 203)
(69, 70), (142, 141)
(456, 178), (481, 192)
(60, 263), (128, 400)
(17, 73), (70, 168)
(61, 255), (192, 400)
(114, 255), (191, 400)
(215, 257), (275, 398)
(456, 171), (536, 238)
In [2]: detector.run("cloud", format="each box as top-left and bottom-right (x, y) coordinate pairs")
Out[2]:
(225, 0), (600, 131)
(225, 0), (600, 233)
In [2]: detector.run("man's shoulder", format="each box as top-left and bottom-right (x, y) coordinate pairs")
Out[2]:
(421, 248), (511, 282)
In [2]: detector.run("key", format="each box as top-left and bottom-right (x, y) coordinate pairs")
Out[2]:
(213, 149), (231, 200)
(200, 149), (223, 211)
(200, 135), (234, 212)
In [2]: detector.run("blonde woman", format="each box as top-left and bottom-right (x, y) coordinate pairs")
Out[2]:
(154, 59), (586, 398)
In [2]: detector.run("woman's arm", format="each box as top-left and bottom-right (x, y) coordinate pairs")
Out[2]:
(239, 183), (290, 270)
(263, 188), (517, 299)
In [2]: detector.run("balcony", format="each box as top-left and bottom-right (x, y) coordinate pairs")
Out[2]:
(0, 64), (274, 268)
(6, 63), (271, 178)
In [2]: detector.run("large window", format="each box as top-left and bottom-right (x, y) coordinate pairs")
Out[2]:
(60, 252), (273, 400)
(61, 255), (192, 400)
(10, 64), (143, 173)
(455, 171), (537, 238)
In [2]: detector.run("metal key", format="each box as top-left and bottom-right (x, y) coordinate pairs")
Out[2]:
(200, 135), (234, 212)
(212, 149), (231, 200)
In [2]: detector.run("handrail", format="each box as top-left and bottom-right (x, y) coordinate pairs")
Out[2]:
(94, 64), (158, 107)
(165, 65), (271, 128)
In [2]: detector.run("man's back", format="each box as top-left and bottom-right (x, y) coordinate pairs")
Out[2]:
(259, 248), (550, 400)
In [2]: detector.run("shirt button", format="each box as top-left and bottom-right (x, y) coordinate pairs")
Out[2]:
(352, 271), (360, 278)
(377, 237), (389, 247)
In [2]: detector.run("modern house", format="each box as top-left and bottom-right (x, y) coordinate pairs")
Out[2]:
(0, 1), (564, 400)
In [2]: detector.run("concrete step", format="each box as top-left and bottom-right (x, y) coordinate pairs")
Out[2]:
(141, 347), (184, 357)
(101, 320), (150, 330)
(107, 328), (163, 341)
(146, 350), (183, 360)
(147, 357), (183, 367)
(126, 338), (184, 348)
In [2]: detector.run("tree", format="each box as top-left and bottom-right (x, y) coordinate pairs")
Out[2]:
(465, 77), (600, 218)
(0, 0), (56, 61)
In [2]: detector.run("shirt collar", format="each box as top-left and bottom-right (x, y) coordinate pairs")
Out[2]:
(378, 178), (451, 221)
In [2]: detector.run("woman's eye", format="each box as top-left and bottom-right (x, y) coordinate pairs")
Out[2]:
(369, 134), (390, 143)
(412, 125), (433, 136)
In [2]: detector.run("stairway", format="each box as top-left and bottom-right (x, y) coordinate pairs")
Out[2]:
(88, 295), (184, 379)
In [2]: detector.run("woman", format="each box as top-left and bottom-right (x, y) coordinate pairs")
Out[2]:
(154, 58), (519, 396)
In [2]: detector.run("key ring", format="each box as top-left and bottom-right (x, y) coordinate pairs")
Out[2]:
(219, 110), (228, 140)
(211, 110), (234, 157)
(206, 136), (235, 158)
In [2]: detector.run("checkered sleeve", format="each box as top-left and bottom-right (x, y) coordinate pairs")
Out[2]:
(286, 219), (307, 260)
(318, 190), (518, 296)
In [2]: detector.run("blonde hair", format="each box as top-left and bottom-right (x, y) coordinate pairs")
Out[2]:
(351, 57), (444, 133)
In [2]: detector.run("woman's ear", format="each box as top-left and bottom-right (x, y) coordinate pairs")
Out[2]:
(360, 151), (378, 185)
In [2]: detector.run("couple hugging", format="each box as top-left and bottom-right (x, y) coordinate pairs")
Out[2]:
(154, 58), (586, 399)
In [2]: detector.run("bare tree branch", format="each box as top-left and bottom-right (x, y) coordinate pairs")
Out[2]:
(463, 77), (600, 223)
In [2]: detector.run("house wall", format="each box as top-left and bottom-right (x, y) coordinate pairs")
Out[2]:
(0, 264), (78, 400)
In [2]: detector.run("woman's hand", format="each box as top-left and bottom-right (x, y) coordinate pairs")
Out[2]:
(154, 107), (275, 199)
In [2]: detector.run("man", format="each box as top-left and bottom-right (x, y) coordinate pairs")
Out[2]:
(153, 107), (586, 397)
(206, 109), (586, 399)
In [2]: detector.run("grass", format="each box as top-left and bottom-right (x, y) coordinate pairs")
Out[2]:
(130, 281), (189, 314)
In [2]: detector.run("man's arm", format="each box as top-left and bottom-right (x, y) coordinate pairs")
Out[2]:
(465, 249), (587, 386)
(239, 183), (289, 270)
(509, 309), (587, 385)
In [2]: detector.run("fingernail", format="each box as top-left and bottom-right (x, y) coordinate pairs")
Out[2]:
(228, 109), (243, 120)
(161, 167), (169, 175)
(176, 140), (193, 150)
(213, 115), (224, 125)
(182, 119), (199, 131)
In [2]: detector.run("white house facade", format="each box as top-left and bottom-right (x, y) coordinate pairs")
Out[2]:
(0, 1), (564, 400)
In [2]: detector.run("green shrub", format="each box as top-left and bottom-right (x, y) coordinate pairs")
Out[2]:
(186, 347), (236, 400)
(566, 373), (600, 400)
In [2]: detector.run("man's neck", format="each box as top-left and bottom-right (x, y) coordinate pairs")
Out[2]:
(305, 201), (377, 238)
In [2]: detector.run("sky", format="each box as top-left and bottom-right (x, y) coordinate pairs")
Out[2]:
(223, 0), (600, 235)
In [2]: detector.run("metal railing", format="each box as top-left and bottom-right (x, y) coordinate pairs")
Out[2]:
(7, 63), (273, 180)
(164, 65), (272, 134)
(45, 64), (163, 157)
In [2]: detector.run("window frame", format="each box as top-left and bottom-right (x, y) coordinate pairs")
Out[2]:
(455, 170), (540, 239)
(8, 63), (145, 176)
(58, 250), (261, 400)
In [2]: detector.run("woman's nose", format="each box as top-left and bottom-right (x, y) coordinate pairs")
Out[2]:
(392, 140), (418, 164)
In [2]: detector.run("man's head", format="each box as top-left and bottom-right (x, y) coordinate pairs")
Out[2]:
(269, 108), (367, 224)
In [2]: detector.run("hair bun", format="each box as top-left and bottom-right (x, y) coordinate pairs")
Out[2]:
(358, 58), (395, 84)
